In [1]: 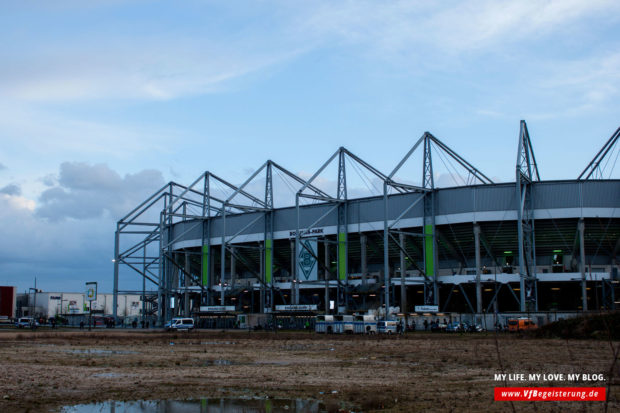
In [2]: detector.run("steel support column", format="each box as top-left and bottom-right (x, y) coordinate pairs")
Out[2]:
(113, 228), (119, 324)
(230, 246), (236, 291)
(361, 234), (367, 286)
(324, 241), (330, 313)
(399, 232), (407, 312)
(337, 150), (348, 312)
(474, 223), (482, 313)
(220, 209), (226, 306)
(579, 218), (588, 311)
(516, 120), (539, 312)
(184, 252), (190, 317)
(383, 181), (390, 317)
(290, 239), (297, 304)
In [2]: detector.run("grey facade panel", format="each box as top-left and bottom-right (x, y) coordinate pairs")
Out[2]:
(347, 193), (425, 224)
(581, 180), (620, 208)
(272, 204), (339, 232)
(387, 192), (424, 220)
(474, 185), (515, 212)
(209, 212), (265, 238)
(534, 182), (581, 209)
(296, 203), (338, 230)
(435, 187), (474, 215)
(169, 180), (619, 242)
(170, 220), (202, 242)
(273, 207), (296, 232)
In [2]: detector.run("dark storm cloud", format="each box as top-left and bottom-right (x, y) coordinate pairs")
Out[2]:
(36, 162), (165, 221)
(0, 183), (21, 196)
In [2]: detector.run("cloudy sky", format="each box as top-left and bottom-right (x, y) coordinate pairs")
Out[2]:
(1, 1), (619, 293)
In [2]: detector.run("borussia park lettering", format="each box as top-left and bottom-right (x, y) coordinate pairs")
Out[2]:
(275, 305), (318, 311)
(289, 228), (324, 237)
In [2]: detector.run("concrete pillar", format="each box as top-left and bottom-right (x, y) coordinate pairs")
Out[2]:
(260, 245), (264, 314)
(361, 234), (367, 286)
(209, 244), (215, 305)
(325, 241), (330, 313)
(113, 229), (119, 323)
(184, 252), (190, 317)
(230, 246), (236, 288)
(399, 232), (407, 313)
(474, 224), (482, 314)
(289, 239), (295, 304)
(579, 219), (588, 311)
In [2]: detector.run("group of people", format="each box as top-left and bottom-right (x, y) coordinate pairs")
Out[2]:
(422, 318), (449, 331)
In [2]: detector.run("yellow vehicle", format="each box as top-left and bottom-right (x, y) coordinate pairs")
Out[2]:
(507, 317), (537, 332)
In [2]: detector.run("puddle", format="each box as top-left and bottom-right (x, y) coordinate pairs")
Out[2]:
(63, 398), (325, 412)
(255, 360), (292, 366)
(203, 359), (235, 366)
(91, 373), (137, 379)
(280, 344), (309, 351)
(64, 349), (138, 355)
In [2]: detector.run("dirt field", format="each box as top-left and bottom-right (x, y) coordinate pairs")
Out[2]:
(0, 329), (618, 412)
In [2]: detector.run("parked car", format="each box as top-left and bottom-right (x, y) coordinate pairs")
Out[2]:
(430, 320), (447, 332)
(466, 323), (484, 332)
(164, 317), (195, 331)
(446, 322), (464, 332)
(15, 317), (39, 329)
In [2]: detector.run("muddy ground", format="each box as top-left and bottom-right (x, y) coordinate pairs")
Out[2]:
(0, 329), (618, 412)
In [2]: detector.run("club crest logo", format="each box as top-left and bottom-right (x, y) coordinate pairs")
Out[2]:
(298, 239), (317, 280)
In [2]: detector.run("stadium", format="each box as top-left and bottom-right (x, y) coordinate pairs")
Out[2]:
(112, 121), (620, 327)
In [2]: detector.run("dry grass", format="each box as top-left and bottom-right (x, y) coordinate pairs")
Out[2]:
(0, 330), (617, 412)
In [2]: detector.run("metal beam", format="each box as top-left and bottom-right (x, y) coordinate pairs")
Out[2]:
(578, 126), (620, 180)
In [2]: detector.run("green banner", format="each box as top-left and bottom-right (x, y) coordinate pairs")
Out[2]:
(338, 232), (346, 281)
(201, 244), (209, 286)
(265, 239), (273, 284)
(424, 224), (434, 277)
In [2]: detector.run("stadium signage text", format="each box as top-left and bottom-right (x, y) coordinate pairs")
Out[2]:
(415, 305), (439, 312)
(199, 306), (236, 312)
(289, 228), (324, 237)
(275, 305), (318, 311)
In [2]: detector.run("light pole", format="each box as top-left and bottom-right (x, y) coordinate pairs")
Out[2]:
(28, 287), (38, 319)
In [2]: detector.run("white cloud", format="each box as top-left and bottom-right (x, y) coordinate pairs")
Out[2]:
(0, 162), (166, 292)
(0, 193), (35, 212)
(0, 100), (173, 165)
(0, 35), (302, 102)
(36, 162), (165, 221)
(538, 52), (620, 110)
(293, 0), (619, 58)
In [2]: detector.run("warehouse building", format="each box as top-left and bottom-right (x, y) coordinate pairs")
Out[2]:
(16, 291), (143, 321)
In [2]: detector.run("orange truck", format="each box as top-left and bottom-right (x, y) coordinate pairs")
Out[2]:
(507, 317), (537, 332)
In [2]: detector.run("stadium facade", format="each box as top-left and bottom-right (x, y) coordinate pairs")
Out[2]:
(112, 121), (620, 325)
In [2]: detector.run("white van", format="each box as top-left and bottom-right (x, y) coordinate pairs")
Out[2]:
(377, 320), (397, 334)
(165, 317), (195, 331)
